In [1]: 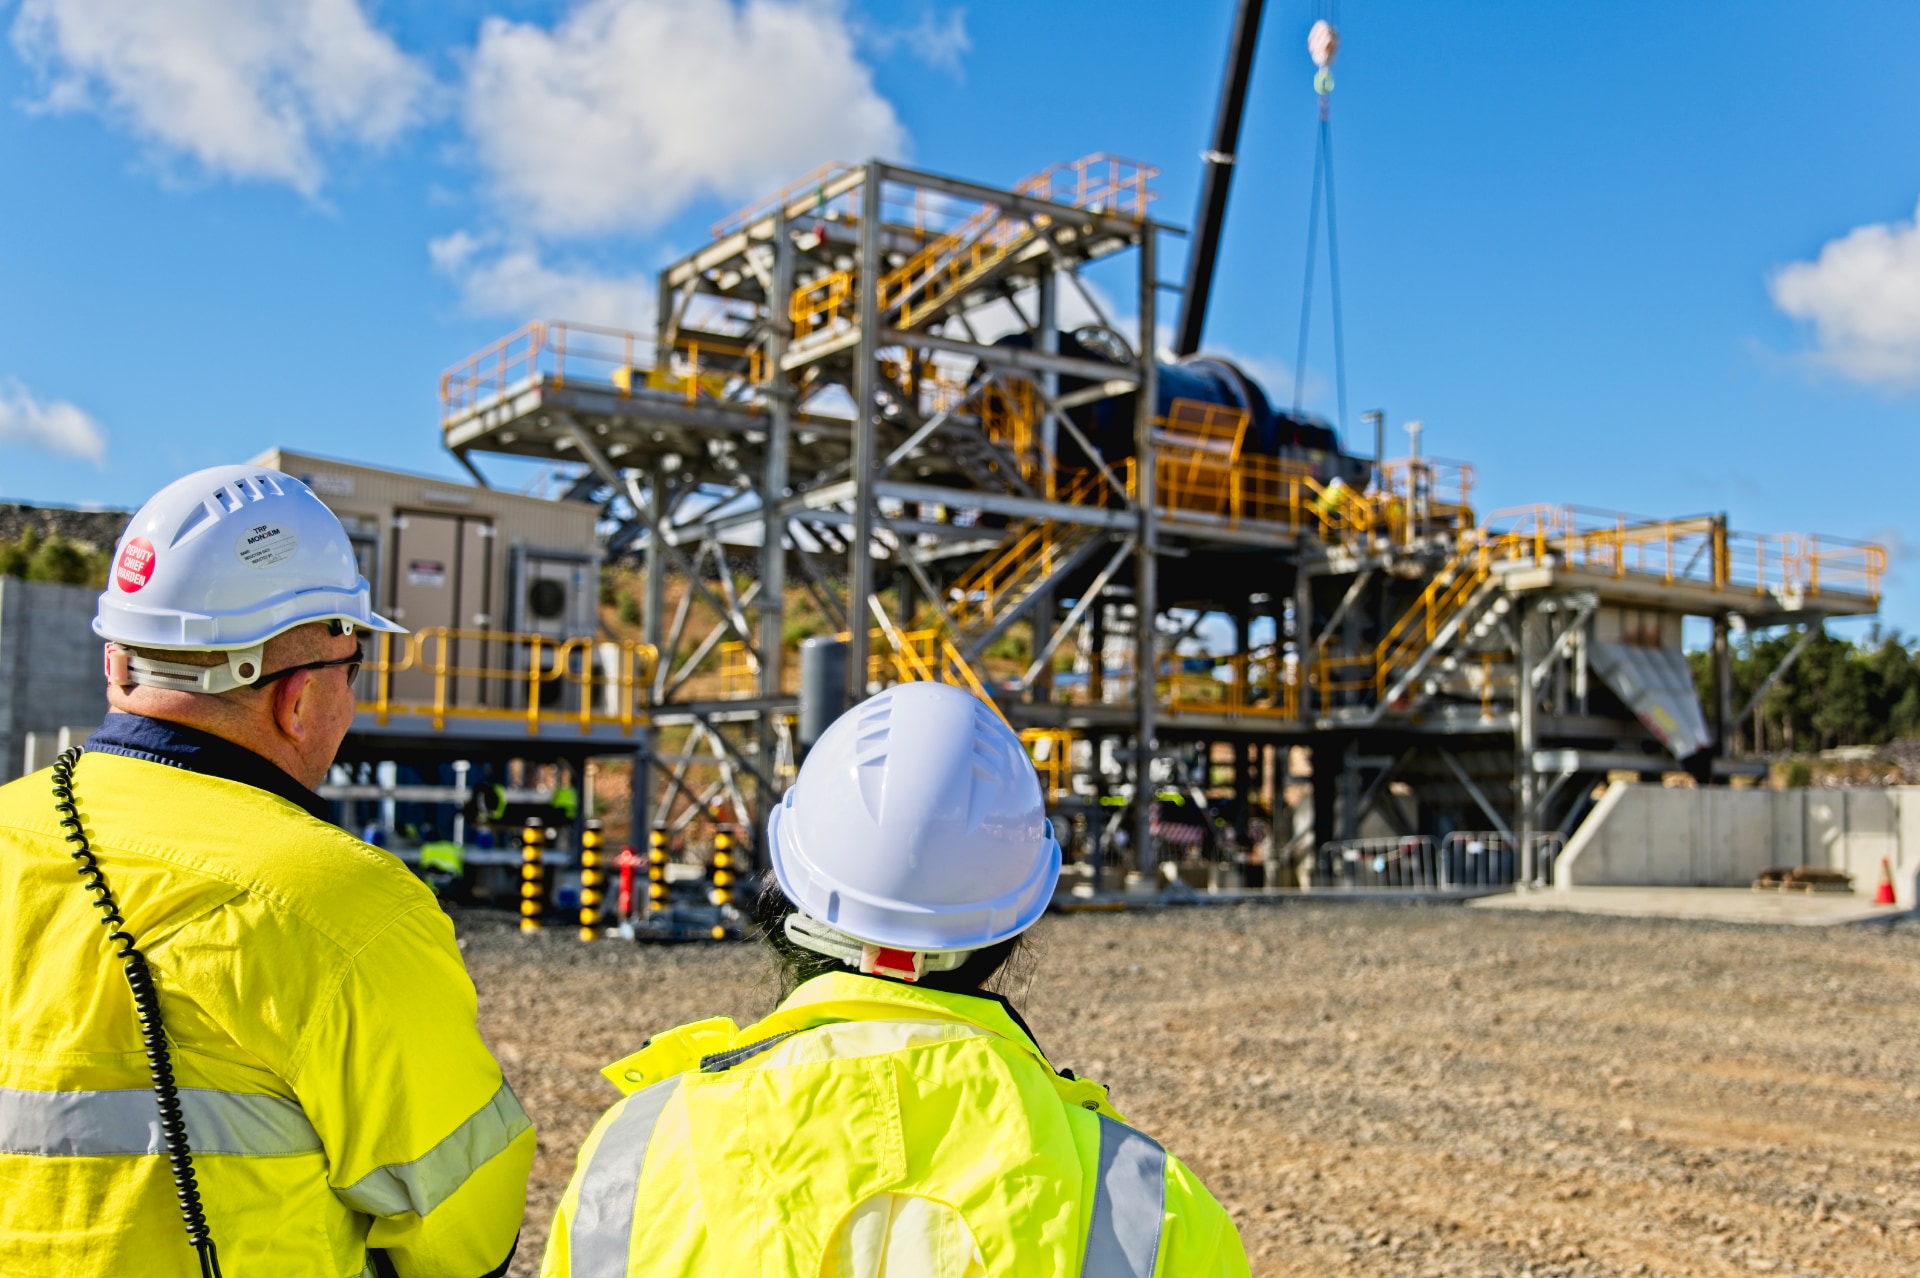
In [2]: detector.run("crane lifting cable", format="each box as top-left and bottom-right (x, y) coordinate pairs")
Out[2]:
(1292, 9), (1348, 432)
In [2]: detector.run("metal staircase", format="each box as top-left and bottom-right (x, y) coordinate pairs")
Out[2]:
(790, 155), (1155, 340)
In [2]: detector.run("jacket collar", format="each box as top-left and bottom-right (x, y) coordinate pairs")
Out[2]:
(84, 712), (331, 822)
(757, 972), (1053, 1068)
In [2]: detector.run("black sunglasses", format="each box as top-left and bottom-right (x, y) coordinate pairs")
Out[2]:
(253, 644), (364, 689)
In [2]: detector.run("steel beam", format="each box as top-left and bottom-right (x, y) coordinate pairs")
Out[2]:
(880, 329), (1142, 385)
(1132, 227), (1160, 874)
(847, 162), (884, 701)
(1439, 748), (1513, 839)
(1021, 538), (1135, 687)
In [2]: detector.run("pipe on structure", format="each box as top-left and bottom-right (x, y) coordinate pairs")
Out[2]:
(1173, 0), (1268, 357)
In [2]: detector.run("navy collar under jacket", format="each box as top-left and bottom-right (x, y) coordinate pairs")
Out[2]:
(84, 712), (332, 822)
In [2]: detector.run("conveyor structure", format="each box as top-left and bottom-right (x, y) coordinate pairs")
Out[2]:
(435, 156), (1885, 892)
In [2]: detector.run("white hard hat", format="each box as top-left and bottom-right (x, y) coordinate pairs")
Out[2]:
(96, 464), (404, 693)
(767, 681), (1060, 969)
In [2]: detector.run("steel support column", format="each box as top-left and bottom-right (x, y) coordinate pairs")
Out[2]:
(847, 162), (883, 703)
(1130, 226), (1159, 876)
(1517, 598), (1538, 886)
(635, 475), (668, 846)
(756, 212), (795, 857)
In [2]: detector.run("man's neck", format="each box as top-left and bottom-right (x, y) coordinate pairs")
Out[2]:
(86, 713), (331, 821)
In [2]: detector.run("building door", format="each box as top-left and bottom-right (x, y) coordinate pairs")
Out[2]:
(388, 513), (493, 707)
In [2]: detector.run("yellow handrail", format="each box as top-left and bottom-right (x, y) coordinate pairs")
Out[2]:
(710, 161), (857, 238)
(360, 627), (657, 734)
(440, 321), (765, 422)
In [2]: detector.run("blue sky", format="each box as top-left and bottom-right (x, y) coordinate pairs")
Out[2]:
(1, 0), (1917, 631)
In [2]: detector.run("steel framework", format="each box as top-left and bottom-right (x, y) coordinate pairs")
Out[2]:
(436, 156), (1886, 896)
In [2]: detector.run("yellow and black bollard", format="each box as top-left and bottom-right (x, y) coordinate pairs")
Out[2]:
(646, 828), (668, 916)
(578, 821), (603, 943)
(708, 830), (735, 940)
(519, 818), (544, 934)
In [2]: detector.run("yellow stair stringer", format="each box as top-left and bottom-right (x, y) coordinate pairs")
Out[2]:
(866, 614), (1006, 724)
(952, 519), (1103, 633)
(1369, 536), (1506, 703)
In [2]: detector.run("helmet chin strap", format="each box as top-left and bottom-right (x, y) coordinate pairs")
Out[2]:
(105, 642), (266, 694)
(784, 912), (972, 984)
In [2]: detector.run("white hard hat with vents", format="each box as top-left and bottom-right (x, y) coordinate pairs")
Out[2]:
(95, 464), (405, 693)
(767, 681), (1060, 979)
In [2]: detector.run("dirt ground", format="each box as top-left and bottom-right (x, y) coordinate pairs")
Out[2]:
(455, 903), (1920, 1277)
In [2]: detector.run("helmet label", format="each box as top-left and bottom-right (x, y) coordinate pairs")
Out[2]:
(237, 522), (299, 569)
(114, 538), (156, 593)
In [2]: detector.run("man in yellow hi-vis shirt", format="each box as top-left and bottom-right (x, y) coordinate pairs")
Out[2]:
(0, 464), (532, 1277)
(542, 681), (1249, 1277)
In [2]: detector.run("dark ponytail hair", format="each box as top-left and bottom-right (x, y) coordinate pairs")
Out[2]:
(752, 879), (1025, 1000)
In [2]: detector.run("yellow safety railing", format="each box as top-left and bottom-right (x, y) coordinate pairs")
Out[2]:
(789, 271), (855, 341)
(716, 641), (759, 699)
(361, 628), (657, 734)
(839, 624), (1001, 719)
(1019, 727), (1076, 802)
(1480, 505), (1885, 602)
(710, 161), (858, 238)
(1373, 457), (1477, 534)
(440, 321), (766, 422)
(1160, 649), (1301, 721)
(1309, 503), (1888, 710)
(979, 379), (1042, 485)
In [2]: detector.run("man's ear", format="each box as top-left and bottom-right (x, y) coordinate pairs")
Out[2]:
(270, 671), (317, 746)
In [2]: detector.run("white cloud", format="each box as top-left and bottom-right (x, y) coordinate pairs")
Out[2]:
(430, 232), (654, 329)
(463, 0), (907, 237)
(0, 381), (106, 462)
(863, 6), (970, 76)
(1771, 198), (1920, 390)
(9, 0), (431, 194)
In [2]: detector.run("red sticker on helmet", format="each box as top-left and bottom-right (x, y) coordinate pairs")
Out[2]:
(115, 538), (156, 593)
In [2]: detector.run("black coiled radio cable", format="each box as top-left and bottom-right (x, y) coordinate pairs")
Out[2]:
(52, 747), (223, 1278)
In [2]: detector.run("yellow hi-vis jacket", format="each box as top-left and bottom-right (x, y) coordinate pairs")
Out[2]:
(0, 750), (534, 1276)
(540, 972), (1250, 1277)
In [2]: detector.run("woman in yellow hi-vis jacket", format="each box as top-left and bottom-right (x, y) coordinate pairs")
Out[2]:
(542, 682), (1249, 1277)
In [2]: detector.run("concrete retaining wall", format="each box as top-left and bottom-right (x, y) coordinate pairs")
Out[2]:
(1556, 783), (1920, 906)
(0, 579), (106, 781)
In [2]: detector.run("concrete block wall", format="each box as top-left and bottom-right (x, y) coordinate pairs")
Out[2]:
(1556, 782), (1920, 907)
(0, 579), (107, 782)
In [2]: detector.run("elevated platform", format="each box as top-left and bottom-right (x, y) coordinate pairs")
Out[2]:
(416, 153), (1890, 880)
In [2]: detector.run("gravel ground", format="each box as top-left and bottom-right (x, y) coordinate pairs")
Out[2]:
(455, 903), (1920, 1277)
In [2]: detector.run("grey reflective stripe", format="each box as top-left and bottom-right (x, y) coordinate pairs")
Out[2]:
(0, 1084), (320, 1157)
(699, 1029), (800, 1072)
(338, 1081), (531, 1219)
(571, 1077), (682, 1278)
(1082, 1115), (1167, 1278)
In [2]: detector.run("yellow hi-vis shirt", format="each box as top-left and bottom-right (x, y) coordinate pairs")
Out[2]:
(540, 972), (1250, 1277)
(0, 750), (534, 1277)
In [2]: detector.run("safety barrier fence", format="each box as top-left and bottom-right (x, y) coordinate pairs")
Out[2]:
(1314, 832), (1565, 890)
(360, 627), (657, 733)
(440, 320), (765, 423)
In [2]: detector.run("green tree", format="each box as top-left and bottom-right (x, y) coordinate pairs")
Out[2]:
(26, 536), (98, 585)
(1697, 624), (1920, 753)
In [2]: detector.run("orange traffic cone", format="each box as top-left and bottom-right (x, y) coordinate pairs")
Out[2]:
(1874, 858), (1897, 906)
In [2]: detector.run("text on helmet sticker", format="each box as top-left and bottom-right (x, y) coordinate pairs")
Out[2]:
(236, 522), (299, 569)
(114, 538), (156, 593)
